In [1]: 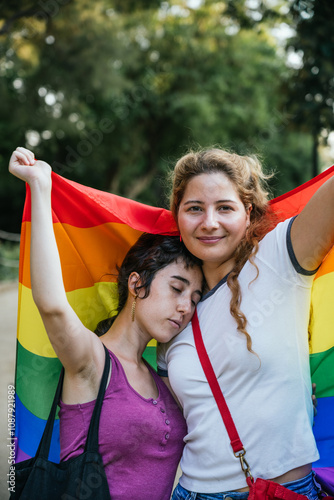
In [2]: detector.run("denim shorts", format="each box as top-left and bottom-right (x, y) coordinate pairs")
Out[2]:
(172, 472), (323, 500)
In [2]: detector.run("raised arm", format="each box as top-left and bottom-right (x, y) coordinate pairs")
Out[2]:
(9, 147), (104, 378)
(291, 174), (334, 271)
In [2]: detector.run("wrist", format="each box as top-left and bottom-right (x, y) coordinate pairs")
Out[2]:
(28, 175), (52, 195)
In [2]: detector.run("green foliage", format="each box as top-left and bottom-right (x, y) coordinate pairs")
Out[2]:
(284, 0), (334, 175)
(0, 0), (328, 239)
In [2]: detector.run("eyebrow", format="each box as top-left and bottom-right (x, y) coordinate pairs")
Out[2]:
(171, 275), (202, 297)
(183, 199), (237, 206)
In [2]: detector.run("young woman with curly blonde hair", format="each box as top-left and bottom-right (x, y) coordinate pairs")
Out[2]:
(158, 148), (333, 499)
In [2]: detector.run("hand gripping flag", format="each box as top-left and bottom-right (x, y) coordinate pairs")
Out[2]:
(14, 167), (334, 490)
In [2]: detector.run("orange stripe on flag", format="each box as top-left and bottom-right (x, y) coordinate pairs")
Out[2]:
(20, 222), (142, 291)
(314, 246), (334, 281)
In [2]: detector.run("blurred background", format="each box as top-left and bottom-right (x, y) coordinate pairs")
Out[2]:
(0, 1), (333, 496)
(0, 0), (334, 280)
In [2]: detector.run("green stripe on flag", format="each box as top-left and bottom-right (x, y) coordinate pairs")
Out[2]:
(310, 346), (334, 398)
(16, 340), (62, 420)
(16, 340), (157, 420)
(143, 345), (157, 370)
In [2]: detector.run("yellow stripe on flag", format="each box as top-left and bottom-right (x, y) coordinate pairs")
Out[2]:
(18, 281), (119, 357)
(309, 271), (334, 354)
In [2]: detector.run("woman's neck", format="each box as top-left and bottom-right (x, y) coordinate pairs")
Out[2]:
(101, 311), (149, 366)
(202, 258), (235, 290)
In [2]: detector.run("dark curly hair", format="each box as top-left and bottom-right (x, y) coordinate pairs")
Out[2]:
(95, 233), (203, 336)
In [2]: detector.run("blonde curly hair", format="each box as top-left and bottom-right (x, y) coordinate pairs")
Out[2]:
(169, 148), (276, 353)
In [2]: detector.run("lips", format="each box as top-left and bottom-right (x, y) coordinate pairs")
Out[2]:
(168, 319), (181, 329)
(197, 236), (224, 244)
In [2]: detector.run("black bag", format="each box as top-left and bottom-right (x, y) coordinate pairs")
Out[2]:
(11, 345), (111, 500)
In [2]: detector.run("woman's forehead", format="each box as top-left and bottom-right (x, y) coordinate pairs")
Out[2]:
(182, 172), (240, 201)
(156, 260), (202, 283)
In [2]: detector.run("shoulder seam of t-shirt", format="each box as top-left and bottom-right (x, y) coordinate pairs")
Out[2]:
(157, 367), (168, 377)
(286, 216), (320, 276)
(201, 273), (230, 302)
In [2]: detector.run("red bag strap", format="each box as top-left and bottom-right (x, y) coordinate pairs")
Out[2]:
(192, 309), (253, 481)
(192, 311), (332, 497)
(192, 308), (243, 453)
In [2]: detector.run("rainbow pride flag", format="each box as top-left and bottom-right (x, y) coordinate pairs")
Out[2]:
(270, 168), (334, 492)
(14, 167), (334, 489)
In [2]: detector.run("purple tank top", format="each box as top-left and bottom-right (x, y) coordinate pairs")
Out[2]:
(59, 349), (187, 500)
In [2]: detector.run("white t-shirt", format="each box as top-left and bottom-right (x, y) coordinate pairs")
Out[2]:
(157, 218), (320, 494)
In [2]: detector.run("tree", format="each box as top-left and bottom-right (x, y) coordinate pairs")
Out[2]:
(284, 0), (334, 177)
(0, 0), (319, 234)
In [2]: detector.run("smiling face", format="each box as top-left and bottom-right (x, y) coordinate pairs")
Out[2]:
(135, 259), (203, 344)
(177, 172), (251, 286)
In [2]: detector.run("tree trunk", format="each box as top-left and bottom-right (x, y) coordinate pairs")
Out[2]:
(312, 131), (319, 178)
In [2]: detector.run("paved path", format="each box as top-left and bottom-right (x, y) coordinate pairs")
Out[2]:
(0, 282), (18, 499)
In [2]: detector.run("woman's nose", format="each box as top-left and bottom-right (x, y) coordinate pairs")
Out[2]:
(177, 297), (192, 315)
(202, 209), (219, 229)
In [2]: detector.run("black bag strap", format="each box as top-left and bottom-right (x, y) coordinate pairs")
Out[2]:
(35, 367), (64, 460)
(36, 344), (110, 460)
(85, 345), (110, 453)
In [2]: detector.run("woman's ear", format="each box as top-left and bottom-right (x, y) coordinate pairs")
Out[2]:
(246, 204), (252, 227)
(128, 272), (141, 297)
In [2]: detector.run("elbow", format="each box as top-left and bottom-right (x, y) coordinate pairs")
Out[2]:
(32, 291), (68, 318)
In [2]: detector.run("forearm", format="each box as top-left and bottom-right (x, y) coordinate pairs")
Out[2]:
(29, 180), (68, 315)
(9, 148), (99, 373)
(29, 175), (95, 369)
